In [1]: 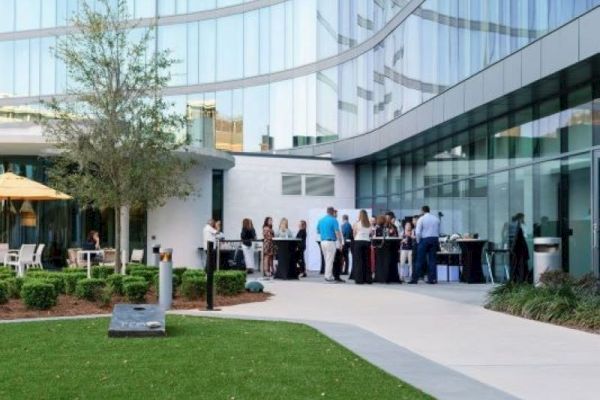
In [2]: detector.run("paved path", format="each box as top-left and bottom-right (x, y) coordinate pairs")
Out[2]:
(178, 277), (600, 400)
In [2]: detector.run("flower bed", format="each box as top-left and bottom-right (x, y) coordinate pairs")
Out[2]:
(0, 266), (270, 320)
(485, 271), (600, 332)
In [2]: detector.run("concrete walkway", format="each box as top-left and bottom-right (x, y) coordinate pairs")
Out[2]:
(177, 277), (600, 400)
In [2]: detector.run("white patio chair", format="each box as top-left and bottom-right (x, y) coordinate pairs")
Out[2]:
(6, 244), (36, 277)
(30, 243), (45, 269)
(0, 243), (8, 267)
(130, 249), (144, 264)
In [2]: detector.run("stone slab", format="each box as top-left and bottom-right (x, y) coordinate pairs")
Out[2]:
(108, 304), (166, 338)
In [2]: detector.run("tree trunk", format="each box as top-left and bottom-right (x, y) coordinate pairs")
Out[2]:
(120, 205), (130, 274)
(115, 205), (121, 274)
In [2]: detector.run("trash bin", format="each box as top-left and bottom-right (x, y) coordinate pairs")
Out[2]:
(152, 244), (161, 268)
(533, 237), (561, 286)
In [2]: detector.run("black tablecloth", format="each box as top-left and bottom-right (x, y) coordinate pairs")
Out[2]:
(457, 239), (487, 283)
(373, 238), (401, 283)
(274, 239), (300, 280)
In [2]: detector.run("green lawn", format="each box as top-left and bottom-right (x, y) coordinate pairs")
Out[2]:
(0, 316), (432, 400)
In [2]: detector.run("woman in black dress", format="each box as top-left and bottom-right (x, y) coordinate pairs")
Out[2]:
(296, 220), (307, 277)
(352, 210), (372, 284)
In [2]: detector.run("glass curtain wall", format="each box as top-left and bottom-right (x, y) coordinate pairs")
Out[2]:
(2, 0), (599, 152)
(356, 83), (598, 277)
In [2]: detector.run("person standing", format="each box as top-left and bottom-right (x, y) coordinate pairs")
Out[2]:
(317, 207), (343, 282)
(399, 222), (416, 281)
(241, 218), (257, 273)
(277, 218), (294, 238)
(341, 214), (353, 275)
(262, 217), (275, 278)
(410, 205), (440, 284)
(296, 220), (307, 277)
(202, 219), (217, 268)
(352, 210), (372, 284)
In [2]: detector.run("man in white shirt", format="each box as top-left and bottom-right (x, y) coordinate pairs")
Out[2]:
(410, 205), (440, 284)
(202, 219), (217, 268)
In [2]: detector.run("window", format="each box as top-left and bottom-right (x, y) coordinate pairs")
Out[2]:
(305, 175), (334, 196)
(282, 174), (302, 195)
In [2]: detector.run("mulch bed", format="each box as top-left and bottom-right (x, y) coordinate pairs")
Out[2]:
(0, 289), (272, 320)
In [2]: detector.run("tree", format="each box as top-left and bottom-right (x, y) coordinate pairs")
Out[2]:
(41, 0), (195, 272)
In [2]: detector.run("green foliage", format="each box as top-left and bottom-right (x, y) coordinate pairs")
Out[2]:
(21, 281), (58, 310)
(75, 278), (107, 302)
(123, 281), (148, 303)
(40, 273), (67, 295)
(181, 269), (205, 280)
(99, 286), (114, 307)
(123, 276), (146, 286)
(487, 272), (600, 330)
(0, 267), (16, 280)
(215, 271), (246, 296)
(107, 274), (124, 296)
(0, 281), (8, 304)
(1, 277), (21, 299)
(92, 266), (115, 279)
(130, 268), (157, 284)
(181, 276), (206, 300)
(172, 267), (188, 281)
(62, 272), (88, 295)
(26, 270), (52, 279)
(153, 273), (181, 296)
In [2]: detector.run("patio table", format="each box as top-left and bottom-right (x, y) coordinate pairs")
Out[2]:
(77, 250), (104, 278)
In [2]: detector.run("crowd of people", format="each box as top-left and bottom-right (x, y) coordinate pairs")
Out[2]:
(201, 205), (440, 285)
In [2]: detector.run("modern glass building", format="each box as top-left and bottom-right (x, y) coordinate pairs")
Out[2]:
(2, 0), (600, 274)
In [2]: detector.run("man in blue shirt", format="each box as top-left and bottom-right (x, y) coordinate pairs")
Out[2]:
(340, 214), (353, 275)
(410, 205), (441, 284)
(317, 207), (343, 282)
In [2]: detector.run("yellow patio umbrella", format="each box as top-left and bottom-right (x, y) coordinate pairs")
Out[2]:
(0, 172), (72, 244)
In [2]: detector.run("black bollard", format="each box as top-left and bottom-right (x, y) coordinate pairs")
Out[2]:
(206, 241), (214, 311)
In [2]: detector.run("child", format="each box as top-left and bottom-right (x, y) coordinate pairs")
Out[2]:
(399, 222), (415, 281)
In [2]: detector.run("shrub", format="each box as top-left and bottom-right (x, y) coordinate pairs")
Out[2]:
(91, 266), (115, 279)
(1, 277), (21, 299)
(38, 273), (66, 295)
(107, 274), (124, 296)
(0, 267), (14, 275)
(215, 271), (246, 296)
(26, 270), (52, 279)
(126, 264), (151, 275)
(123, 276), (146, 286)
(62, 272), (87, 295)
(130, 268), (158, 284)
(99, 286), (113, 307)
(0, 281), (8, 304)
(21, 280), (57, 309)
(123, 281), (148, 303)
(571, 295), (600, 329)
(182, 269), (205, 280)
(539, 270), (573, 288)
(181, 276), (206, 300)
(173, 267), (188, 281)
(75, 278), (106, 302)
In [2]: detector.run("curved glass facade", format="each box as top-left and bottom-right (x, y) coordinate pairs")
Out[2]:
(0, 0), (599, 153)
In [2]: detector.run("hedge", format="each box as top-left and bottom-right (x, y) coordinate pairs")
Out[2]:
(107, 274), (124, 296)
(0, 281), (8, 304)
(215, 271), (246, 296)
(173, 267), (188, 281)
(1, 277), (21, 299)
(123, 276), (146, 286)
(62, 272), (87, 295)
(75, 278), (106, 302)
(41, 273), (66, 295)
(91, 266), (115, 279)
(182, 269), (205, 280)
(123, 281), (148, 303)
(181, 275), (206, 300)
(153, 273), (181, 297)
(21, 280), (57, 309)
(130, 268), (158, 284)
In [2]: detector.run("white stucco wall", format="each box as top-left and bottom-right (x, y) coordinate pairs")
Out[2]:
(146, 164), (212, 268)
(222, 153), (355, 242)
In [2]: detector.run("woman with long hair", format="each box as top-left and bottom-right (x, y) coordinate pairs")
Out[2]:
(277, 217), (294, 238)
(241, 218), (257, 273)
(352, 210), (372, 284)
(262, 216), (274, 278)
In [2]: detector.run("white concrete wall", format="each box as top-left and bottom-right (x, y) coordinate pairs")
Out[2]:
(222, 153), (355, 247)
(146, 164), (212, 268)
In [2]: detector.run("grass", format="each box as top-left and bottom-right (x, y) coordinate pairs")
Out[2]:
(0, 316), (432, 400)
